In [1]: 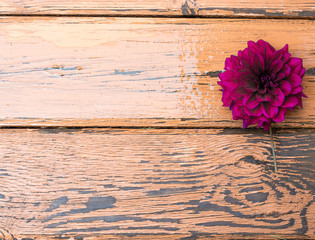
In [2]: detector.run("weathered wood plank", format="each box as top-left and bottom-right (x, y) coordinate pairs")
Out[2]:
(0, 17), (314, 128)
(3, 233), (315, 240)
(0, 0), (314, 17)
(0, 128), (314, 237)
(0, 118), (315, 129)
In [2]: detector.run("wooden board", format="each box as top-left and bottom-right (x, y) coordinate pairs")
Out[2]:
(0, 0), (314, 18)
(0, 128), (314, 238)
(3, 234), (314, 240)
(0, 17), (314, 128)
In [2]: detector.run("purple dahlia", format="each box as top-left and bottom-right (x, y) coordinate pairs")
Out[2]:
(218, 39), (307, 131)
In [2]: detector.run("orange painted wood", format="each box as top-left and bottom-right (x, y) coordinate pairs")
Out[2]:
(0, 128), (314, 237)
(0, 17), (314, 128)
(0, 0), (314, 17)
(2, 234), (313, 240)
(0, 118), (314, 129)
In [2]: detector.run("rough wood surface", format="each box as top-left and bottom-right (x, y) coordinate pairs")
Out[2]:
(0, 17), (314, 128)
(0, 129), (314, 238)
(2, 233), (314, 240)
(0, 0), (314, 18)
(1, 118), (315, 129)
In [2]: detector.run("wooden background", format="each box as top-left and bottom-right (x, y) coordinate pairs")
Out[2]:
(0, 0), (314, 239)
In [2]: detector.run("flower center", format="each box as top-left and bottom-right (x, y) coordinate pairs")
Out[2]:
(260, 74), (271, 84)
(259, 73), (277, 88)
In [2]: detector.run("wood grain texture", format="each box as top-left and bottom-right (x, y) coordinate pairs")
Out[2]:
(3, 234), (315, 240)
(0, 17), (314, 128)
(0, 0), (314, 18)
(0, 128), (314, 238)
(1, 118), (315, 129)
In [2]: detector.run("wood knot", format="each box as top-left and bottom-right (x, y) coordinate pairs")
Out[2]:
(238, 155), (273, 172)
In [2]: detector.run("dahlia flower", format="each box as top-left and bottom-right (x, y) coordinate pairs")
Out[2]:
(218, 39), (307, 131)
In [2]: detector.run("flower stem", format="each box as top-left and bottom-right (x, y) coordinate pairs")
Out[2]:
(269, 126), (277, 173)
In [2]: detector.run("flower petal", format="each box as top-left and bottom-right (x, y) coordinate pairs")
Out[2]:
(241, 79), (258, 92)
(239, 48), (251, 67)
(288, 57), (302, 68)
(258, 40), (275, 66)
(274, 73), (286, 82)
(269, 60), (283, 74)
(257, 87), (268, 94)
(243, 94), (251, 106)
(299, 68), (306, 78)
(288, 73), (302, 88)
(219, 71), (239, 89)
(279, 44), (288, 55)
(258, 115), (271, 131)
(282, 53), (291, 63)
(243, 119), (249, 129)
(289, 58), (304, 75)
(233, 86), (247, 97)
(288, 57), (300, 65)
(272, 108), (287, 122)
(270, 51), (283, 63)
(247, 41), (260, 56)
(232, 104), (244, 120)
(291, 86), (303, 95)
(222, 92), (232, 107)
(279, 80), (292, 96)
(257, 39), (275, 53)
(246, 95), (260, 109)
(248, 41), (259, 51)
(297, 92), (308, 108)
(279, 64), (291, 77)
(244, 105), (262, 117)
(262, 122), (271, 131)
(282, 95), (298, 108)
(279, 45), (290, 63)
(239, 69), (256, 81)
(261, 102), (278, 118)
(243, 117), (259, 128)
(225, 55), (240, 70)
(253, 53), (265, 73)
(300, 92), (308, 98)
(219, 71), (232, 82)
(248, 117), (259, 126)
(271, 89), (285, 106)
(297, 95), (303, 108)
(256, 92), (273, 102)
